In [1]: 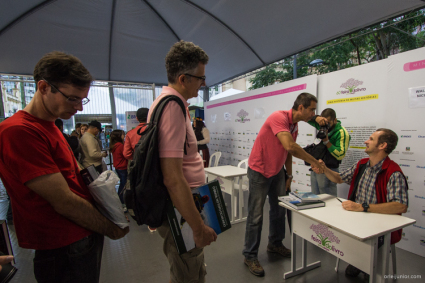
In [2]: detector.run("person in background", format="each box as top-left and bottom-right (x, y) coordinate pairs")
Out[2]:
(79, 124), (88, 139)
(55, 118), (80, 159)
(80, 120), (107, 174)
(0, 51), (128, 283)
(123, 107), (154, 231)
(110, 130), (128, 211)
(123, 108), (149, 160)
(312, 128), (407, 280)
(307, 108), (350, 196)
(75, 123), (82, 136)
(193, 117), (210, 167)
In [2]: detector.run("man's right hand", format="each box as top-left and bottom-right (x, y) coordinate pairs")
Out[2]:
(193, 224), (217, 248)
(311, 159), (326, 174)
(108, 226), (130, 240)
(315, 116), (328, 126)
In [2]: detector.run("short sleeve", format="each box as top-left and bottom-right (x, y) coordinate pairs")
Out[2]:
(386, 172), (409, 205)
(340, 162), (357, 185)
(158, 101), (186, 158)
(1, 126), (59, 183)
(269, 112), (290, 136)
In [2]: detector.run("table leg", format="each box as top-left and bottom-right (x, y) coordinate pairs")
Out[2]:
(369, 237), (378, 283)
(283, 234), (321, 279)
(238, 176), (243, 221)
(376, 233), (390, 282)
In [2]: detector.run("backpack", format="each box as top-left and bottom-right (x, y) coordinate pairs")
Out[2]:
(303, 142), (341, 169)
(125, 95), (187, 227)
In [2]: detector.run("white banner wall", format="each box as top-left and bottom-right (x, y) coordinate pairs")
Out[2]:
(317, 60), (390, 198)
(385, 48), (425, 257)
(204, 75), (317, 192)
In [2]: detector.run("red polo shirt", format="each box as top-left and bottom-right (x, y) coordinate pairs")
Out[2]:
(249, 110), (298, 178)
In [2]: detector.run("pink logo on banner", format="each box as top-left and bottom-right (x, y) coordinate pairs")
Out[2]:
(403, 59), (425, 72)
(206, 83), (307, 109)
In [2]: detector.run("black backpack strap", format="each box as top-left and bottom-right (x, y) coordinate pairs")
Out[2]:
(348, 163), (367, 201)
(149, 95), (189, 155)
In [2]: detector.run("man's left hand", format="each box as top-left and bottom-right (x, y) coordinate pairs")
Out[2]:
(341, 200), (363, 212)
(285, 178), (292, 192)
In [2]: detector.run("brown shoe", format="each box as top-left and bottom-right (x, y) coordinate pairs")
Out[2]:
(267, 244), (291, 258)
(244, 258), (265, 277)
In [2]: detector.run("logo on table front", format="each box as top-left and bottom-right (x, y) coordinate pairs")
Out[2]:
(310, 224), (344, 256)
(235, 109), (251, 123)
(336, 78), (366, 95)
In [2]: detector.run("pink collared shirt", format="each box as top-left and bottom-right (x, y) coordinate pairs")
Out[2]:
(248, 109), (298, 178)
(148, 86), (205, 187)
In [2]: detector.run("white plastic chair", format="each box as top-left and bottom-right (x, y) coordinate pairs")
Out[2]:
(209, 152), (221, 167)
(335, 244), (396, 274)
(232, 159), (249, 217)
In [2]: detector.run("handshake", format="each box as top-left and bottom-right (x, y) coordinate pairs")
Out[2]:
(311, 159), (326, 174)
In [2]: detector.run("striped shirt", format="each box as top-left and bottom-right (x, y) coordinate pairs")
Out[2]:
(340, 158), (408, 205)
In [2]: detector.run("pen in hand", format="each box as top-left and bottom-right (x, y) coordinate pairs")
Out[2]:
(336, 198), (343, 203)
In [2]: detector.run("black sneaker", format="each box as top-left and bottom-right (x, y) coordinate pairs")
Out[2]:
(244, 258), (265, 277)
(267, 244), (291, 258)
(345, 264), (361, 277)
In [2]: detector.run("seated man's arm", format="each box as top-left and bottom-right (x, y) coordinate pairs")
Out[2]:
(343, 171), (408, 214)
(276, 131), (322, 169)
(25, 173), (129, 239)
(161, 158), (217, 248)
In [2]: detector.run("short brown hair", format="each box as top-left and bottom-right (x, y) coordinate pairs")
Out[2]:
(33, 51), (93, 90)
(292, 92), (317, 110)
(376, 128), (398, 154)
(321, 108), (336, 121)
(165, 40), (209, 84)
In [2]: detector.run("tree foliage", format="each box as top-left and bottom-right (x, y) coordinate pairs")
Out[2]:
(248, 9), (425, 90)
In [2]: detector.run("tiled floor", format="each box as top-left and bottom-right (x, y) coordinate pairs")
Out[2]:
(1, 197), (424, 282)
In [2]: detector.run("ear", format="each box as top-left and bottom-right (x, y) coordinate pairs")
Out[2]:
(37, 80), (49, 95)
(177, 74), (186, 85)
(297, 104), (304, 112)
(378, 142), (387, 151)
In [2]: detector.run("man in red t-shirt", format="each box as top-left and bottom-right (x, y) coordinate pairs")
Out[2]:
(243, 93), (325, 277)
(123, 107), (149, 160)
(0, 51), (129, 283)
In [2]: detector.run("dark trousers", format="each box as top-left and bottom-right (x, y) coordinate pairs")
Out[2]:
(33, 233), (104, 283)
(115, 169), (128, 204)
(243, 167), (287, 260)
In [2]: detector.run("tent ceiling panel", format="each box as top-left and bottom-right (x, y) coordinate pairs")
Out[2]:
(0, 0), (424, 86)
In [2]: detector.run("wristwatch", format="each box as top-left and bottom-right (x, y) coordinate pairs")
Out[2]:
(286, 174), (293, 179)
(362, 203), (369, 212)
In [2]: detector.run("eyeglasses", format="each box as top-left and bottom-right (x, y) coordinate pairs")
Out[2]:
(184, 74), (206, 82)
(42, 78), (90, 105)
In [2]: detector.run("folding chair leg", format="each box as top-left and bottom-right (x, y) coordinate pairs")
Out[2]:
(335, 258), (340, 272)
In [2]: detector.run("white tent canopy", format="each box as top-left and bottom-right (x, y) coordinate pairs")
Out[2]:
(1, 0), (424, 87)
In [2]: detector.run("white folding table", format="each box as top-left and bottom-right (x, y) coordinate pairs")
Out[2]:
(204, 165), (248, 224)
(279, 195), (416, 282)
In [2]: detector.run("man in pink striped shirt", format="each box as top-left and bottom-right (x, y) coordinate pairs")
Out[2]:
(152, 41), (217, 283)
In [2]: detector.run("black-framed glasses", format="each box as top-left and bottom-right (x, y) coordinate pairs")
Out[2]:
(42, 78), (90, 105)
(184, 73), (206, 82)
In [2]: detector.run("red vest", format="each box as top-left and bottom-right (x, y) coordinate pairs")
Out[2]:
(348, 157), (407, 245)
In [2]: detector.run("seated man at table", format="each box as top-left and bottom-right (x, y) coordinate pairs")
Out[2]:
(312, 128), (408, 278)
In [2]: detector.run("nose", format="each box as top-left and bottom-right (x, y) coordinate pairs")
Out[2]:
(74, 102), (83, 111)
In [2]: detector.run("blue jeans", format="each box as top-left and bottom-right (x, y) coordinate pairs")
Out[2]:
(310, 167), (339, 197)
(115, 169), (128, 204)
(243, 167), (287, 260)
(33, 233), (104, 283)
